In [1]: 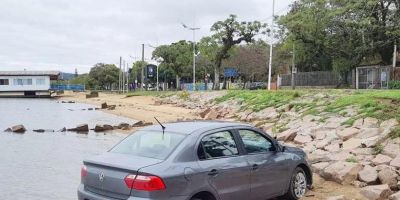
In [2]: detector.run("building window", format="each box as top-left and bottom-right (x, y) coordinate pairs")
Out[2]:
(36, 78), (46, 85)
(13, 78), (33, 86)
(0, 79), (9, 85)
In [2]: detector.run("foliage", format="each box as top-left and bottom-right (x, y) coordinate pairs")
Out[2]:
(345, 157), (358, 163)
(205, 15), (266, 89)
(389, 127), (400, 139)
(88, 63), (120, 90)
(373, 143), (384, 155)
(388, 81), (400, 89)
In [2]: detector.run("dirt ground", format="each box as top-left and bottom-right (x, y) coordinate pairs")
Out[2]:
(60, 92), (366, 200)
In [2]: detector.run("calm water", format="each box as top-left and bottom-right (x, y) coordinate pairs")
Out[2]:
(0, 98), (136, 200)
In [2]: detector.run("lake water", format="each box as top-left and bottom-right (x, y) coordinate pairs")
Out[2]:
(0, 98), (136, 200)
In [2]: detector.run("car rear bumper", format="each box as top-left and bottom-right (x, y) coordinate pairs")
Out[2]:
(78, 184), (190, 200)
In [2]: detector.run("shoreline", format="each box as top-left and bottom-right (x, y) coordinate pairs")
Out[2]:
(58, 92), (199, 124)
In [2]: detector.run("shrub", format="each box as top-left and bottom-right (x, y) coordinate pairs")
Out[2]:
(389, 81), (400, 89)
(373, 143), (384, 155)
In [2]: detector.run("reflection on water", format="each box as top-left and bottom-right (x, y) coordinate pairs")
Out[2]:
(0, 98), (135, 200)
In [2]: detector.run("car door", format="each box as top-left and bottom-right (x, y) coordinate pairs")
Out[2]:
(237, 129), (289, 199)
(196, 130), (251, 200)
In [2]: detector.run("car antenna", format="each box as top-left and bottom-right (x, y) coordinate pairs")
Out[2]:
(154, 117), (166, 137)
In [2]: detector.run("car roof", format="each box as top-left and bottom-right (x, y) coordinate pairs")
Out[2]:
(140, 120), (252, 135)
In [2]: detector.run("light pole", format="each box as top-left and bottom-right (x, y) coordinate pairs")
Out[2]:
(182, 23), (200, 91)
(267, 0), (275, 90)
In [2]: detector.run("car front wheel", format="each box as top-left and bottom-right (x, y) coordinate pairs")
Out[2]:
(283, 167), (307, 200)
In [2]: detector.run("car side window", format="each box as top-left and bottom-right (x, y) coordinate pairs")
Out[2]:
(238, 129), (275, 154)
(199, 131), (239, 160)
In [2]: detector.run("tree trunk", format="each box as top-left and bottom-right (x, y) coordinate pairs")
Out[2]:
(176, 74), (180, 91)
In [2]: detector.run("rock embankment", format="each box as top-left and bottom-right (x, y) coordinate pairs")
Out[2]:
(158, 91), (400, 199)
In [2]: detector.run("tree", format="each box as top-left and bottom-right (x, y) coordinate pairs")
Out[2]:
(152, 40), (192, 89)
(88, 63), (120, 90)
(203, 15), (266, 89)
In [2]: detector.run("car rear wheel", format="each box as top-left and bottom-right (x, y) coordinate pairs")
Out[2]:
(283, 167), (307, 200)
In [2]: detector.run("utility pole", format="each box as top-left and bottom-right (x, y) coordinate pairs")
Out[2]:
(122, 60), (126, 93)
(141, 44), (145, 91)
(119, 56), (122, 92)
(291, 43), (296, 90)
(394, 40), (397, 68)
(182, 23), (200, 91)
(126, 62), (129, 92)
(267, 0), (275, 90)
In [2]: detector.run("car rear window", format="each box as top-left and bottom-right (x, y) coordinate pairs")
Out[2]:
(110, 131), (186, 160)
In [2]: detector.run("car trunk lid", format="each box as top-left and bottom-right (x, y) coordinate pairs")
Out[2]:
(82, 152), (163, 199)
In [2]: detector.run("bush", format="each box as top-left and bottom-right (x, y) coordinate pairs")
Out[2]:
(389, 81), (400, 89)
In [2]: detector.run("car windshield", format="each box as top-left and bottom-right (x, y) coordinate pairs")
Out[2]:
(110, 130), (186, 160)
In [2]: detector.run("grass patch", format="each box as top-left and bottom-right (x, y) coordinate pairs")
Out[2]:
(342, 117), (358, 127)
(389, 127), (400, 139)
(324, 90), (400, 121)
(345, 157), (358, 163)
(214, 90), (303, 112)
(373, 143), (384, 155)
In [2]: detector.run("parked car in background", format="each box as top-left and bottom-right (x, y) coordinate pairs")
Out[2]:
(249, 82), (267, 90)
(78, 121), (312, 200)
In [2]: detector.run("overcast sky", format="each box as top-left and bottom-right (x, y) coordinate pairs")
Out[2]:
(0, 0), (294, 73)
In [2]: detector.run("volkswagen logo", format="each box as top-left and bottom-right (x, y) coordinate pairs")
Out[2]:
(99, 172), (105, 182)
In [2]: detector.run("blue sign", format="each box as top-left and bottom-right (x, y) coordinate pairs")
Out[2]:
(224, 68), (238, 77)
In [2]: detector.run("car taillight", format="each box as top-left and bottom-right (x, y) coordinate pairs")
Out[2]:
(124, 175), (166, 191)
(81, 165), (88, 178)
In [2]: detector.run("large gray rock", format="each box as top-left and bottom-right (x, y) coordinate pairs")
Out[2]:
(383, 142), (400, 158)
(343, 138), (362, 150)
(372, 154), (393, 166)
(277, 129), (297, 141)
(378, 168), (398, 189)
(321, 161), (362, 185)
(68, 124), (89, 133)
(337, 127), (359, 141)
(380, 119), (398, 130)
(363, 117), (379, 128)
(11, 125), (26, 133)
(293, 134), (312, 145)
(361, 184), (392, 200)
(358, 165), (378, 184)
(311, 162), (330, 174)
(390, 155), (400, 169)
(390, 191), (400, 200)
(356, 128), (381, 139)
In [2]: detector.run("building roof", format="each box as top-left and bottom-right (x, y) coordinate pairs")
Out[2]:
(0, 71), (60, 80)
(141, 121), (251, 135)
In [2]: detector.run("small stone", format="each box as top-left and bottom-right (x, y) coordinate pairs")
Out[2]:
(11, 125), (26, 133)
(358, 165), (378, 184)
(101, 102), (108, 109)
(293, 135), (313, 145)
(360, 184), (392, 200)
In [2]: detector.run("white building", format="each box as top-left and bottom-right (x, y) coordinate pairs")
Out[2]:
(0, 71), (60, 97)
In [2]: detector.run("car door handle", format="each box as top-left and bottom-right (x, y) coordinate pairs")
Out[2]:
(252, 164), (259, 170)
(208, 169), (219, 176)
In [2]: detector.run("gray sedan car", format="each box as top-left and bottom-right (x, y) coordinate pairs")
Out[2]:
(78, 121), (312, 200)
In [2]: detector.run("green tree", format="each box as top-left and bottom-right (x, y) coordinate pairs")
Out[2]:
(88, 63), (120, 90)
(203, 15), (266, 89)
(152, 40), (192, 89)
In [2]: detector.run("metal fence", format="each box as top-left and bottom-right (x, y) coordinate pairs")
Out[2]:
(279, 71), (348, 87)
(50, 84), (85, 91)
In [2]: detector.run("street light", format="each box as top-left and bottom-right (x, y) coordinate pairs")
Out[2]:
(267, 0), (275, 90)
(182, 23), (200, 91)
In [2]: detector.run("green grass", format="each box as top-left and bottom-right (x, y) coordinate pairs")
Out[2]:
(214, 90), (303, 112)
(345, 156), (358, 163)
(373, 143), (384, 155)
(325, 90), (400, 121)
(389, 127), (400, 139)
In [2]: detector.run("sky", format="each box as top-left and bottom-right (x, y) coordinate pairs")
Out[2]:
(0, 0), (294, 73)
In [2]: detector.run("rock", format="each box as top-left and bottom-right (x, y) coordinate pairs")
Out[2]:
(58, 127), (66, 132)
(337, 128), (359, 141)
(321, 161), (362, 185)
(342, 138), (362, 150)
(88, 108), (94, 111)
(353, 180), (368, 188)
(277, 129), (297, 141)
(380, 119), (398, 130)
(117, 123), (130, 130)
(358, 165), (378, 184)
(311, 162), (330, 174)
(107, 105), (116, 110)
(250, 107), (279, 121)
(316, 139), (330, 149)
(390, 192), (400, 200)
(361, 136), (381, 148)
(103, 124), (114, 131)
(356, 128), (381, 139)
(325, 143), (341, 153)
(390, 155), (400, 168)
(94, 125), (105, 132)
(383, 142), (400, 158)
(363, 117), (379, 128)
(199, 108), (211, 118)
(205, 109), (219, 120)
(68, 124), (89, 133)
(360, 184), (392, 200)
(101, 102), (108, 109)
(308, 153), (331, 164)
(293, 135), (313, 145)
(11, 125), (26, 133)
(353, 118), (364, 129)
(378, 168), (398, 189)
(326, 195), (347, 200)
(372, 154), (393, 166)
(33, 129), (45, 133)
(4, 128), (12, 132)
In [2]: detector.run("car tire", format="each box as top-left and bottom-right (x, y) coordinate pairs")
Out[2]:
(282, 167), (307, 200)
